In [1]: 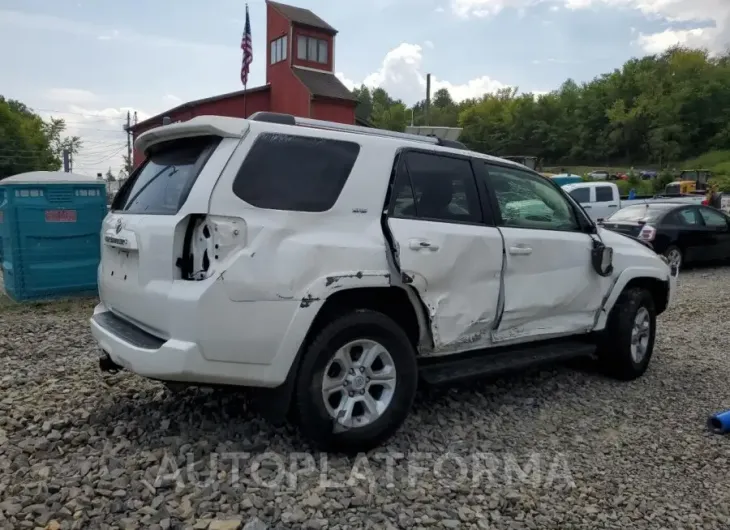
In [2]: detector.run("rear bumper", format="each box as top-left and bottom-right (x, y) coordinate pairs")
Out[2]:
(89, 303), (296, 387)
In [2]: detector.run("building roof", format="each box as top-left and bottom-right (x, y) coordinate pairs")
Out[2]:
(292, 67), (356, 102)
(128, 85), (270, 132)
(267, 1), (337, 35)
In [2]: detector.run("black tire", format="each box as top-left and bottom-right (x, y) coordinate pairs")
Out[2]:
(663, 245), (683, 272)
(294, 309), (418, 453)
(597, 287), (656, 381)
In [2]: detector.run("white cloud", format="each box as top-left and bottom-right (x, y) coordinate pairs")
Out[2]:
(343, 43), (507, 104)
(424, 40), (435, 49)
(636, 28), (712, 54)
(451, 0), (730, 53)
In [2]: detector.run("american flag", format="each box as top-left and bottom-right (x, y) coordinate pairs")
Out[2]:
(240, 5), (253, 87)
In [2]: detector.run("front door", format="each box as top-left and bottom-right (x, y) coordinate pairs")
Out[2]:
(386, 149), (505, 354)
(481, 162), (612, 344)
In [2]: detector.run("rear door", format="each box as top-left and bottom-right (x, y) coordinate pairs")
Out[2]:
(386, 149), (505, 353)
(483, 162), (611, 343)
(697, 206), (730, 260)
(659, 207), (709, 262)
(99, 134), (239, 335)
(594, 184), (619, 220)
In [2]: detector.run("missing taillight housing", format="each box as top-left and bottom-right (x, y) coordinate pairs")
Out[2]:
(185, 215), (246, 281)
(638, 224), (656, 242)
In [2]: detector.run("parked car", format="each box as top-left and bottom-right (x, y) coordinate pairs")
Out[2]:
(90, 112), (677, 451)
(599, 202), (730, 271)
(587, 170), (609, 181)
(563, 181), (705, 222)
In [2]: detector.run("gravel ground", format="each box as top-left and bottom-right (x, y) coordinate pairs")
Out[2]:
(2, 268), (730, 530)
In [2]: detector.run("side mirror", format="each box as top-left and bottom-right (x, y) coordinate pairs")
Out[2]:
(591, 240), (614, 277)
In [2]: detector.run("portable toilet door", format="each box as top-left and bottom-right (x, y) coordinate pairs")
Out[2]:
(0, 171), (108, 301)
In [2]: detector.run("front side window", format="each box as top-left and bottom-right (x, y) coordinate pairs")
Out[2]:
(568, 187), (590, 204)
(113, 136), (220, 214)
(232, 133), (360, 212)
(486, 163), (578, 231)
(297, 35), (328, 64)
(390, 151), (482, 224)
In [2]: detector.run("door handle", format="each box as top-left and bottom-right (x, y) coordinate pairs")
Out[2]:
(583, 205), (592, 209)
(409, 239), (439, 251)
(608, 205), (618, 208)
(509, 246), (532, 256)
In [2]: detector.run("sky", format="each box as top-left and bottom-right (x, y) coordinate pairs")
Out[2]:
(0, 0), (728, 177)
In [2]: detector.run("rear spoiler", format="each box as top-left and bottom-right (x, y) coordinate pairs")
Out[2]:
(135, 116), (249, 154)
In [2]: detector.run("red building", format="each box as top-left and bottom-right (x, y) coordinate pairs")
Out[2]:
(128, 0), (358, 167)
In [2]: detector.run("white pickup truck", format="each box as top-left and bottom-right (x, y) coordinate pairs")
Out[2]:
(562, 181), (705, 221)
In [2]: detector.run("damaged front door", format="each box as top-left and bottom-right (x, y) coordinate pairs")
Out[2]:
(386, 149), (505, 354)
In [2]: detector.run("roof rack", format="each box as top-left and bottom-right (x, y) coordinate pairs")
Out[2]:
(248, 112), (468, 150)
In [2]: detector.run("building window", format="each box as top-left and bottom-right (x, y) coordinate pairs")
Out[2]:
(270, 35), (287, 65)
(297, 35), (328, 64)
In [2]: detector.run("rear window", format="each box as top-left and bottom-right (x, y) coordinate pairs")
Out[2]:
(607, 204), (671, 222)
(113, 136), (220, 214)
(232, 133), (360, 212)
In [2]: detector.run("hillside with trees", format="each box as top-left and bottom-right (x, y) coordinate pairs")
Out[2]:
(354, 46), (730, 170)
(0, 96), (82, 180)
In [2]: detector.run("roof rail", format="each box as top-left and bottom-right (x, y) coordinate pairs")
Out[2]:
(248, 111), (447, 147)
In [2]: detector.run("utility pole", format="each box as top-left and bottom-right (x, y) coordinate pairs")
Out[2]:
(425, 73), (431, 126)
(62, 148), (70, 172)
(125, 111), (132, 175)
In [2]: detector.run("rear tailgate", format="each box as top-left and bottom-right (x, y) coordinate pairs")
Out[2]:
(99, 121), (245, 337)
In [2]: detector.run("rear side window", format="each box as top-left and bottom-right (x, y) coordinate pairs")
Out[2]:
(113, 136), (220, 214)
(390, 151), (482, 224)
(232, 133), (360, 212)
(568, 187), (590, 204)
(595, 186), (614, 202)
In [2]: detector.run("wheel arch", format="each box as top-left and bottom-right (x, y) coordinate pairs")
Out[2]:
(596, 268), (671, 330)
(250, 284), (431, 424)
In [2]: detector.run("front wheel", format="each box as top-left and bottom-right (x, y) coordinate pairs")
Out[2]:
(597, 287), (656, 381)
(294, 310), (418, 453)
(664, 245), (682, 273)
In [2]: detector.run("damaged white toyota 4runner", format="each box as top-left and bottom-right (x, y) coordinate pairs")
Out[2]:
(90, 112), (677, 452)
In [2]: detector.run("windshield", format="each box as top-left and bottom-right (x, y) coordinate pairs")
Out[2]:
(113, 136), (220, 214)
(607, 204), (671, 222)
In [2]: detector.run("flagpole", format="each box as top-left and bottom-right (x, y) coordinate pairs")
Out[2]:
(243, 3), (249, 118)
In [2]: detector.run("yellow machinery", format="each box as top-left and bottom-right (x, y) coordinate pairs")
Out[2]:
(665, 181), (697, 195)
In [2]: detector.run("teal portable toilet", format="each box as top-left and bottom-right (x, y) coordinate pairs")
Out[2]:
(0, 171), (107, 301)
(550, 174), (583, 187)
(0, 184), (6, 262)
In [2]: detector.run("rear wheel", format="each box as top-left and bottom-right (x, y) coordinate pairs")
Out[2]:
(664, 245), (682, 272)
(597, 287), (656, 380)
(294, 310), (418, 453)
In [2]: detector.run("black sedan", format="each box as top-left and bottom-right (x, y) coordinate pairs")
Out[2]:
(600, 202), (730, 271)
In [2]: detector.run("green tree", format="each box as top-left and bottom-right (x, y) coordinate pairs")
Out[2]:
(105, 167), (116, 181)
(0, 96), (82, 180)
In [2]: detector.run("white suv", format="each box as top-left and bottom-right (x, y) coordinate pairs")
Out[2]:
(90, 113), (677, 452)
